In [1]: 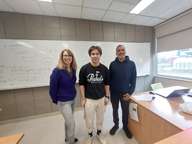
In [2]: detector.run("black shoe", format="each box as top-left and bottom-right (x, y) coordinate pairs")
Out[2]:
(65, 137), (78, 143)
(97, 129), (101, 136)
(74, 138), (78, 143)
(89, 132), (93, 137)
(109, 125), (119, 135)
(123, 128), (133, 139)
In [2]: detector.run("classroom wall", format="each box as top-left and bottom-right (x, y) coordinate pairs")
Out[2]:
(154, 9), (192, 87)
(0, 12), (154, 121)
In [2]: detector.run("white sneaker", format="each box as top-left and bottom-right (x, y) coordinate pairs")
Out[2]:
(96, 133), (106, 144)
(86, 136), (94, 144)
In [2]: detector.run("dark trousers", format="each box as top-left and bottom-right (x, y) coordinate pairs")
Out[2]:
(111, 93), (129, 129)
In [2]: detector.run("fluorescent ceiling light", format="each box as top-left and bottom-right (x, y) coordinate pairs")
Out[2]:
(130, 0), (155, 14)
(38, 0), (52, 2)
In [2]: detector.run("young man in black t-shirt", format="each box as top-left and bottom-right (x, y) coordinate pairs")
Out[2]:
(79, 46), (110, 141)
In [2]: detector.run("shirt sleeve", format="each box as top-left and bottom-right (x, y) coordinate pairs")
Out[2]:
(109, 63), (113, 85)
(128, 62), (137, 95)
(104, 67), (110, 85)
(49, 68), (60, 104)
(79, 66), (86, 85)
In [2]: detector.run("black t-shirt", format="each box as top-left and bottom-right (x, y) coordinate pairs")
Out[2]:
(79, 63), (109, 100)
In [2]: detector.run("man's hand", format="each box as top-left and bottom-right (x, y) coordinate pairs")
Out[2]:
(80, 98), (86, 107)
(104, 96), (110, 105)
(122, 93), (131, 101)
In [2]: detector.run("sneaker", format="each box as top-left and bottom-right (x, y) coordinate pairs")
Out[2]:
(74, 138), (78, 143)
(86, 133), (93, 144)
(109, 125), (119, 135)
(97, 129), (101, 136)
(123, 128), (133, 139)
(96, 131), (106, 144)
(65, 137), (78, 144)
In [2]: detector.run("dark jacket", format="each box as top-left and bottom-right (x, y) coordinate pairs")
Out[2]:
(109, 56), (137, 96)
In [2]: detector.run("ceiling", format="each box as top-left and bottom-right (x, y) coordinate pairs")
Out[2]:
(0, 0), (192, 26)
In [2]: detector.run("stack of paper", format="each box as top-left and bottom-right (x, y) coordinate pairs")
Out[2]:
(133, 95), (154, 101)
(180, 102), (192, 115)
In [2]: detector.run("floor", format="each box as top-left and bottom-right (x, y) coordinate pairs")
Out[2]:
(0, 105), (138, 144)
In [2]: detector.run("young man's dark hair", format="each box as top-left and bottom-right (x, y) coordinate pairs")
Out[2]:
(88, 46), (102, 56)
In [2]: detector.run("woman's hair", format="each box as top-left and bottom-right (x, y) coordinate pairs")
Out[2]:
(57, 49), (77, 71)
(88, 46), (102, 56)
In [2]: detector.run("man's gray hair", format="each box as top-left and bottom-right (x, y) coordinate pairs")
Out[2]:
(116, 44), (125, 51)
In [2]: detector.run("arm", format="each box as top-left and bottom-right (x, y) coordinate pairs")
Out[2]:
(123, 62), (137, 101)
(79, 67), (86, 107)
(129, 62), (137, 95)
(79, 85), (86, 107)
(105, 85), (110, 97)
(104, 68), (110, 105)
(109, 63), (113, 85)
(49, 69), (59, 104)
(104, 85), (110, 105)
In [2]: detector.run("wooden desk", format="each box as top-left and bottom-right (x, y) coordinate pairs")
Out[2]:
(155, 128), (192, 144)
(0, 133), (24, 144)
(128, 93), (192, 144)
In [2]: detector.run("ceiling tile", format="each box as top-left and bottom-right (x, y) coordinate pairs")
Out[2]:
(81, 7), (105, 21)
(121, 13), (164, 26)
(83, 0), (112, 10)
(121, 13), (135, 23)
(141, 0), (176, 18)
(113, 0), (141, 5)
(109, 1), (134, 13)
(0, 0), (13, 12)
(54, 0), (82, 6)
(128, 15), (152, 25)
(103, 10), (127, 22)
(159, 0), (191, 19)
(39, 2), (57, 16)
(0, 0), (191, 26)
(5, 0), (42, 15)
(147, 17), (164, 26)
(55, 4), (81, 18)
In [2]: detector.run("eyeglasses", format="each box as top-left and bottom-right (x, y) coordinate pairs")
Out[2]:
(63, 55), (72, 57)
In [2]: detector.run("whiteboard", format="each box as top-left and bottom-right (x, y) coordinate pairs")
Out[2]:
(0, 39), (150, 90)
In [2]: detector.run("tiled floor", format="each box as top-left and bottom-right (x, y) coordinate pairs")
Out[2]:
(0, 105), (138, 144)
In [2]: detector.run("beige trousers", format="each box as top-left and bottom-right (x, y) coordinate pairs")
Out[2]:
(84, 97), (106, 133)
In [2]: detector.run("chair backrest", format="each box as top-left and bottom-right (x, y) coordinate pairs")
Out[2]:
(151, 83), (163, 91)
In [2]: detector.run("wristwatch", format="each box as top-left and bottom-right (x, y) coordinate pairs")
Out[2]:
(105, 96), (110, 99)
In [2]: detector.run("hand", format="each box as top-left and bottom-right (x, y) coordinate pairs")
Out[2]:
(81, 98), (86, 107)
(122, 93), (131, 101)
(104, 97), (109, 105)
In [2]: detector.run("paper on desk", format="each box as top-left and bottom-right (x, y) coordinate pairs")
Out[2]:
(133, 95), (154, 101)
(129, 102), (139, 122)
(180, 102), (192, 115)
